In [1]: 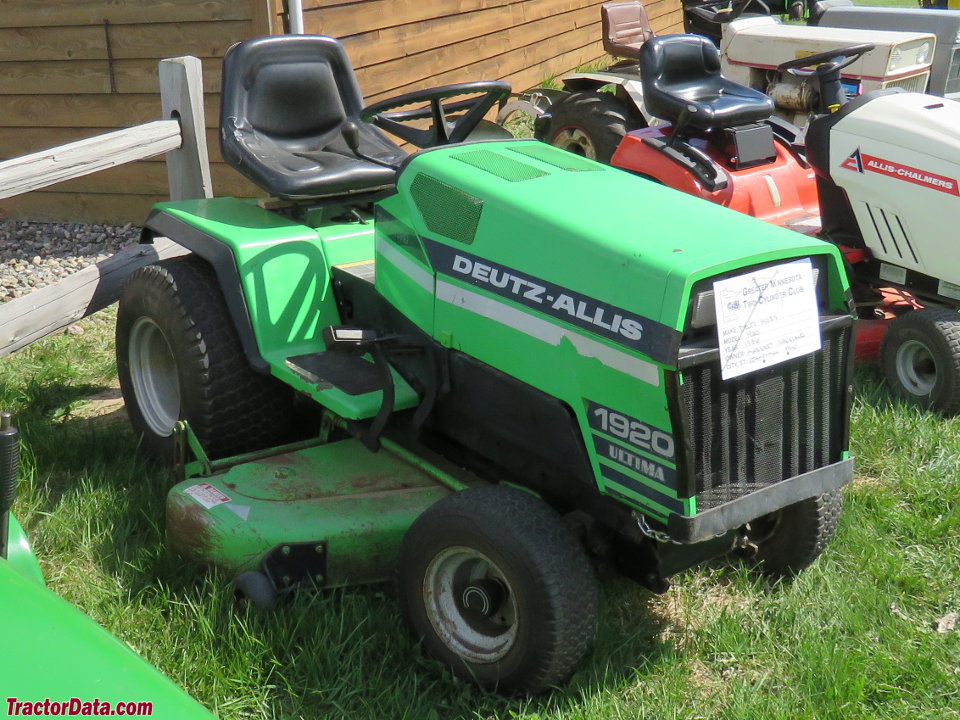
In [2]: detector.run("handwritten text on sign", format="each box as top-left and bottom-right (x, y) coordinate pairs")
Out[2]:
(713, 259), (821, 380)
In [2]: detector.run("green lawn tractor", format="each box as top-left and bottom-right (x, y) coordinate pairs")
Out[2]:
(117, 35), (856, 693)
(0, 414), (216, 719)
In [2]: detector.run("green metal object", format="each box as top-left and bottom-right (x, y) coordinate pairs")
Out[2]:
(379, 438), (468, 493)
(156, 139), (851, 525)
(385, 140), (850, 521)
(0, 558), (215, 718)
(155, 198), (418, 421)
(167, 437), (454, 587)
(5, 514), (43, 586)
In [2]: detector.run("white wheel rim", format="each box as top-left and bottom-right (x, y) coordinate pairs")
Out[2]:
(895, 339), (937, 396)
(128, 317), (180, 437)
(551, 127), (598, 159)
(422, 546), (518, 663)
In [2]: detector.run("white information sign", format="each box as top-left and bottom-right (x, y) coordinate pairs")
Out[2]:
(713, 259), (821, 380)
(184, 482), (231, 509)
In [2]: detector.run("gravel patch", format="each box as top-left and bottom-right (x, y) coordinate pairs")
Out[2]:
(0, 220), (141, 301)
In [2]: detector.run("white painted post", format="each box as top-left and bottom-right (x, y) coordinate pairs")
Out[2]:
(288, 0), (305, 33)
(159, 56), (213, 201)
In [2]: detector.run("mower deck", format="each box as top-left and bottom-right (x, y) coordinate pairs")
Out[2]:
(167, 438), (454, 588)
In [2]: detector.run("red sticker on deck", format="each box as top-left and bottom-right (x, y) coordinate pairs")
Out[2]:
(184, 482), (231, 509)
(841, 148), (958, 196)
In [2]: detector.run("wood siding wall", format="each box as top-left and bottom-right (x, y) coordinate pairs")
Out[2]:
(0, 0), (682, 225)
(0, 0), (274, 224)
(304, 0), (683, 104)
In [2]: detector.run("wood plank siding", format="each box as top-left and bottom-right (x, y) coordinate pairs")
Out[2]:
(0, 0), (682, 224)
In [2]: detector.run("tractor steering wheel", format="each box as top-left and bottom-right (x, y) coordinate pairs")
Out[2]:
(361, 81), (511, 149)
(776, 43), (874, 77)
(685, 0), (769, 26)
(777, 43), (874, 113)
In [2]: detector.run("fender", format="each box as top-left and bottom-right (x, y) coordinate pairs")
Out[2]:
(560, 71), (661, 126)
(141, 208), (270, 373)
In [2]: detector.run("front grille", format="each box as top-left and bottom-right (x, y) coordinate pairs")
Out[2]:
(882, 72), (930, 93)
(863, 204), (919, 266)
(679, 322), (850, 511)
(947, 48), (960, 96)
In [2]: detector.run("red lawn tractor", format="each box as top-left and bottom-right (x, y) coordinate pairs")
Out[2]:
(537, 32), (960, 414)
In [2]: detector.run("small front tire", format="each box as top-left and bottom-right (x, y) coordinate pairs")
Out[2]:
(880, 307), (960, 415)
(747, 491), (842, 576)
(399, 485), (598, 693)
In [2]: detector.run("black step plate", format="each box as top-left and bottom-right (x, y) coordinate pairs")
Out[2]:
(286, 352), (382, 396)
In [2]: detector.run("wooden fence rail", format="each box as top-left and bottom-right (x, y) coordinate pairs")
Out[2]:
(0, 55), (208, 357)
(0, 121), (180, 200)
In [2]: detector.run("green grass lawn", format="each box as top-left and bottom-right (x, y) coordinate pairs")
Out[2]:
(2, 305), (958, 720)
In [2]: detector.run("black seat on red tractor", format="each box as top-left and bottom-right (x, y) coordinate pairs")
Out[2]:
(220, 35), (406, 201)
(639, 34), (774, 135)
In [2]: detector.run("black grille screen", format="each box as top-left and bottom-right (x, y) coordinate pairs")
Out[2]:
(679, 323), (850, 511)
(410, 173), (483, 245)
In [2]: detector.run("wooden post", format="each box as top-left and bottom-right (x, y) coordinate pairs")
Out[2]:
(252, 0), (280, 37)
(159, 56), (213, 201)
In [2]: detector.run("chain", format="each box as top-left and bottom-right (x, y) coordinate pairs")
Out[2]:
(633, 512), (683, 545)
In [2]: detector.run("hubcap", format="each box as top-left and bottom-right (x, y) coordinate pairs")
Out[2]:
(423, 547), (518, 663)
(460, 578), (506, 619)
(895, 339), (937, 396)
(551, 127), (597, 159)
(128, 317), (180, 437)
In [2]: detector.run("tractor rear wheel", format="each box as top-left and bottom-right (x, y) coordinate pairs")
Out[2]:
(116, 255), (296, 460)
(546, 91), (634, 164)
(398, 485), (598, 693)
(880, 307), (960, 415)
(746, 490), (842, 576)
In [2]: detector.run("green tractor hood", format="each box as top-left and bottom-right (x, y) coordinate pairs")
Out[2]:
(396, 140), (848, 350)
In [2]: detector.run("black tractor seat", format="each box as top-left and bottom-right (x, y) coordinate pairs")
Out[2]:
(220, 35), (406, 201)
(639, 34), (774, 136)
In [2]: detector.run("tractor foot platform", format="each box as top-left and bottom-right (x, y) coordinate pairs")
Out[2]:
(287, 351), (383, 395)
(282, 351), (419, 420)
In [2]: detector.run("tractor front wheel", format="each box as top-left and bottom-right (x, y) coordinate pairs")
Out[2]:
(399, 485), (598, 693)
(116, 255), (296, 460)
(880, 307), (960, 415)
(745, 491), (842, 576)
(546, 91), (635, 164)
